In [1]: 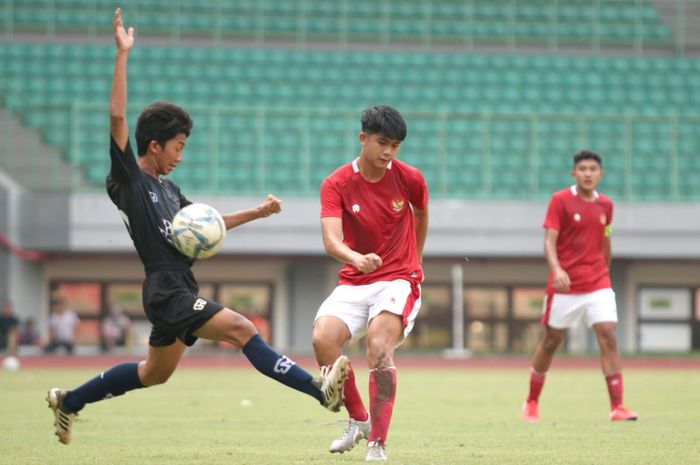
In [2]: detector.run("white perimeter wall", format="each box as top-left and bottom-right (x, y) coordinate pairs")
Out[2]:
(35, 254), (700, 352)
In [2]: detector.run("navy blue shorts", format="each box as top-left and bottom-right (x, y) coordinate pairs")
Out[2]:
(142, 269), (223, 347)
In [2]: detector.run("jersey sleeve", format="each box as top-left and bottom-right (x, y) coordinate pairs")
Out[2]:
(407, 167), (429, 210)
(543, 194), (563, 230)
(109, 136), (141, 184)
(320, 177), (343, 218)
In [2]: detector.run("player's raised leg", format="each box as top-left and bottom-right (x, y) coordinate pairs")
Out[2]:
(194, 308), (348, 410)
(523, 325), (566, 422)
(48, 341), (185, 444)
(593, 322), (638, 421)
(313, 315), (370, 453)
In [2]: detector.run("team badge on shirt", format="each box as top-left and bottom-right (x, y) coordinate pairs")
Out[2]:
(600, 214), (607, 225)
(391, 198), (405, 212)
(352, 204), (360, 213)
(149, 191), (159, 203)
(573, 213), (581, 222)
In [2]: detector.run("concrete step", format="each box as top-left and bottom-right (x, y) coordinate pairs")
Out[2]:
(654, 0), (700, 49)
(0, 108), (91, 191)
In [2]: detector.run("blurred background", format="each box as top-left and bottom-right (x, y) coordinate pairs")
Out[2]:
(1, 0), (699, 358)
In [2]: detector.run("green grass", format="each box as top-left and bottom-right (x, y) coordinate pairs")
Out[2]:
(1, 367), (698, 464)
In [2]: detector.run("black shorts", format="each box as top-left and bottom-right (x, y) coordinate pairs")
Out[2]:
(142, 269), (223, 347)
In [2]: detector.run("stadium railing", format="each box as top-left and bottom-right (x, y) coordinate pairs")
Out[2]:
(1, 101), (698, 202)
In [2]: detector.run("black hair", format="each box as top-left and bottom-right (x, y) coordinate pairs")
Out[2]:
(573, 149), (602, 168)
(135, 101), (193, 156)
(360, 105), (407, 141)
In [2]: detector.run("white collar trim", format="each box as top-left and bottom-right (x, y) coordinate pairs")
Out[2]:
(352, 157), (393, 173)
(570, 185), (599, 199)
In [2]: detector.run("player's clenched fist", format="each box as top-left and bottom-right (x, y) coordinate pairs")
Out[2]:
(256, 194), (282, 218)
(353, 253), (382, 274)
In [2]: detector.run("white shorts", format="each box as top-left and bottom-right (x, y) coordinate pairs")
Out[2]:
(314, 279), (421, 343)
(542, 288), (618, 329)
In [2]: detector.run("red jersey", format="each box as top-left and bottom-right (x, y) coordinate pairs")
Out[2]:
(321, 158), (429, 286)
(544, 186), (613, 294)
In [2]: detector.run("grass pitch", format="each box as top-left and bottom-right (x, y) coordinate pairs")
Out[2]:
(1, 366), (698, 464)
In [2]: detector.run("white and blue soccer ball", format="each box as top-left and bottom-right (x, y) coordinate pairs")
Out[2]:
(171, 203), (226, 259)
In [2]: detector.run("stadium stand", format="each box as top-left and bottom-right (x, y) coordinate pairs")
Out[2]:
(1, 40), (698, 199)
(0, 1), (697, 200)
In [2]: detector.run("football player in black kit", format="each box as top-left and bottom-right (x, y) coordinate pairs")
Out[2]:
(47, 8), (349, 445)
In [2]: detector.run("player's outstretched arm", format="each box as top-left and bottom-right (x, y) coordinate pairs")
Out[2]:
(109, 7), (135, 151)
(321, 217), (382, 273)
(221, 194), (282, 230)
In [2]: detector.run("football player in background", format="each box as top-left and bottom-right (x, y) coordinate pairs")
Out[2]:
(522, 150), (638, 423)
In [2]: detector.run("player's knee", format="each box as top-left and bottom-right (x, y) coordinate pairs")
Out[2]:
(542, 334), (563, 353)
(225, 315), (257, 347)
(366, 337), (393, 369)
(311, 328), (346, 366)
(598, 330), (618, 352)
(311, 332), (330, 355)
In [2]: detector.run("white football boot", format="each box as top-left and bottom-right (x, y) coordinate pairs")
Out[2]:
(365, 440), (388, 461)
(329, 416), (371, 453)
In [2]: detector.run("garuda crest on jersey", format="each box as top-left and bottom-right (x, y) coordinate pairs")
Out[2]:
(391, 198), (405, 212)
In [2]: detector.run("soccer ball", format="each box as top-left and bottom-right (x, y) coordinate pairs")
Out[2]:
(171, 203), (226, 259)
(2, 355), (20, 372)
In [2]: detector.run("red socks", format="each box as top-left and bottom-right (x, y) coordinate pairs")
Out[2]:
(343, 364), (369, 421)
(527, 368), (546, 402)
(368, 367), (397, 445)
(527, 369), (624, 410)
(605, 373), (623, 409)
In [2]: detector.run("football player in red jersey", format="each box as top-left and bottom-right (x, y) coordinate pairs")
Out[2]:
(312, 106), (429, 461)
(522, 150), (638, 423)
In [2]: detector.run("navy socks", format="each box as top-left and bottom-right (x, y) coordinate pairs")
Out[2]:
(62, 336), (322, 413)
(242, 334), (322, 403)
(64, 362), (144, 413)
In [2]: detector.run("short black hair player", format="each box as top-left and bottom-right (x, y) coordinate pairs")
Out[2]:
(47, 8), (349, 445)
(522, 150), (638, 423)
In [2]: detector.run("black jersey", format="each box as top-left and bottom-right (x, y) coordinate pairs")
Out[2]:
(107, 136), (192, 272)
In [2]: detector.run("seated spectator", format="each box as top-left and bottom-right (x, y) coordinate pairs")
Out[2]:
(44, 298), (80, 355)
(0, 300), (19, 355)
(101, 304), (131, 352)
(18, 317), (42, 347)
